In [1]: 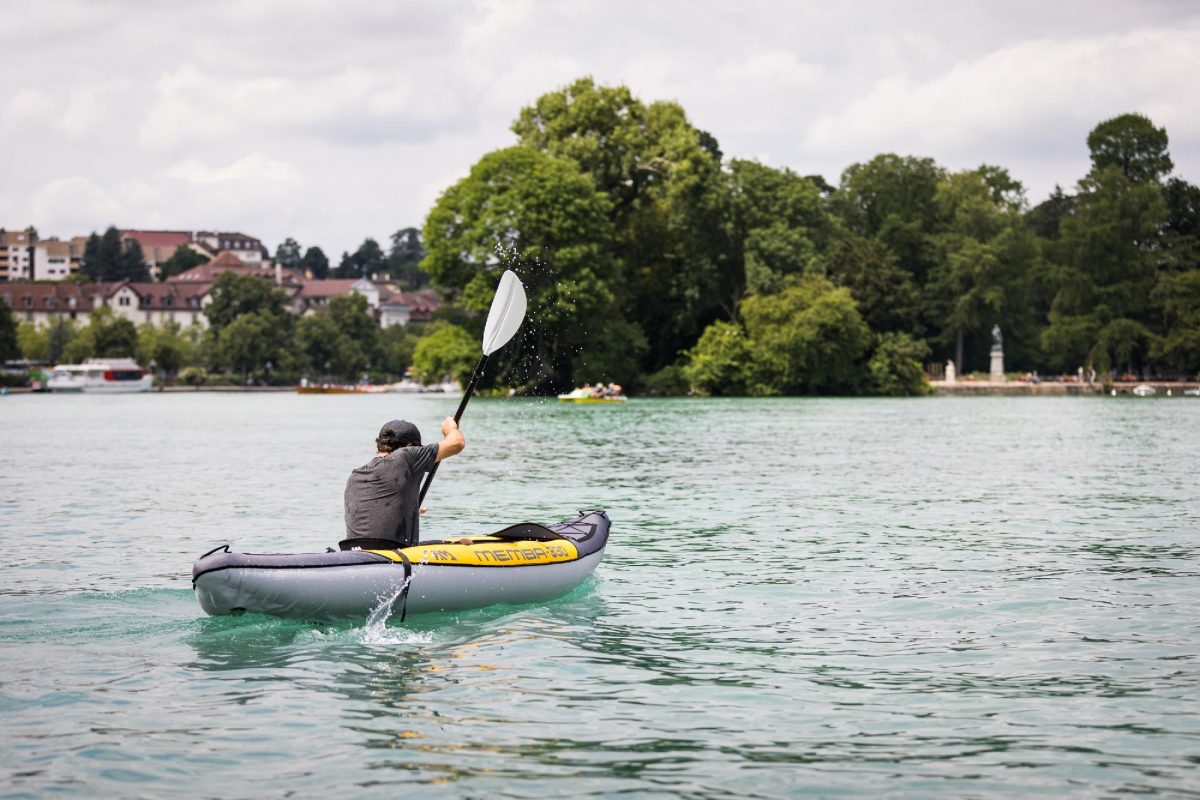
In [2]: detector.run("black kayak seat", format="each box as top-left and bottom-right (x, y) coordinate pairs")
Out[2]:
(338, 522), (566, 551)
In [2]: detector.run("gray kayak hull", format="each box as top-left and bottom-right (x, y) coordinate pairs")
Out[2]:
(192, 510), (610, 621)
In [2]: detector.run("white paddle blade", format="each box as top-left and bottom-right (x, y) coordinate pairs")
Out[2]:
(481, 270), (527, 355)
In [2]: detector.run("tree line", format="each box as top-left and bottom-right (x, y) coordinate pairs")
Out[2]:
(2, 270), (461, 387)
(417, 78), (1199, 396)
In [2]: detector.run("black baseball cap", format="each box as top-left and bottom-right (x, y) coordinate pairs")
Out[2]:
(378, 419), (421, 448)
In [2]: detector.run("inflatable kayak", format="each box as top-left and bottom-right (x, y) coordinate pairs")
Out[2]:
(192, 510), (610, 622)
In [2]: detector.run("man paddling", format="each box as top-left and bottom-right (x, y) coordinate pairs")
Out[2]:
(343, 417), (465, 548)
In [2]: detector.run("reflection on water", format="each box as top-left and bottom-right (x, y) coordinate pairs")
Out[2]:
(1, 395), (1198, 796)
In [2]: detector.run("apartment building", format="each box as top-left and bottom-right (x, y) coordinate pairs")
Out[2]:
(0, 230), (34, 281)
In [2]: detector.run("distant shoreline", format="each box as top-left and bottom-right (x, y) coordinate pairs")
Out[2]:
(4, 382), (1198, 397)
(930, 380), (1199, 396)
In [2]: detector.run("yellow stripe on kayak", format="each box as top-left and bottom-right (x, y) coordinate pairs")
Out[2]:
(366, 538), (579, 566)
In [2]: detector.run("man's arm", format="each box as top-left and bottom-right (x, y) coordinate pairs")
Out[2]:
(436, 416), (465, 462)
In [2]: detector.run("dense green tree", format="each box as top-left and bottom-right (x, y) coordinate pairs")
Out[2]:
(93, 312), (138, 357)
(80, 226), (149, 282)
(825, 233), (921, 336)
(726, 159), (834, 298)
(411, 324), (477, 386)
(833, 154), (946, 285)
(204, 272), (291, 332)
(387, 228), (429, 288)
(1151, 269), (1200, 373)
(423, 145), (617, 392)
(119, 238), (150, 282)
(44, 317), (78, 363)
(1041, 116), (1171, 376)
(1087, 113), (1173, 184)
(867, 332), (931, 396)
(0, 299), (18, 362)
(926, 167), (1040, 372)
(354, 238), (386, 278)
(681, 320), (752, 396)
(328, 292), (379, 371)
(686, 276), (870, 396)
(294, 313), (347, 380)
(512, 77), (731, 371)
(378, 324), (421, 377)
(218, 311), (289, 383)
(332, 251), (356, 279)
(275, 238), (303, 268)
(1026, 185), (1077, 240)
(301, 246), (330, 279)
(60, 306), (137, 361)
(136, 321), (199, 378)
(157, 245), (210, 280)
(16, 322), (49, 362)
(739, 276), (871, 394)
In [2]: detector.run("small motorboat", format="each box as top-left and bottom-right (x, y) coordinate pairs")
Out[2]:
(296, 384), (390, 394)
(557, 388), (628, 403)
(1132, 384), (1156, 397)
(192, 510), (610, 622)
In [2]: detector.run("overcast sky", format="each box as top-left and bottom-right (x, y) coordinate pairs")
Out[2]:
(3, 0), (1198, 259)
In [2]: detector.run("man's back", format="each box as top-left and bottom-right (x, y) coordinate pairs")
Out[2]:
(344, 443), (440, 546)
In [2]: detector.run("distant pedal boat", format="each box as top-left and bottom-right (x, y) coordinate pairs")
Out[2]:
(557, 388), (628, 403)
(192, 510), (610, 621)
(46, 358), (152, 393)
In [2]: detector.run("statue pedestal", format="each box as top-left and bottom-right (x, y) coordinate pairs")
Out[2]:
(990, 347), (1006, 382)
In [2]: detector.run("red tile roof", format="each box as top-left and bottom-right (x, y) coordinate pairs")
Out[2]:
(1, 282), (103, 311)
(120, 230), (192, 250)
(168, 258), (304, 287)
(297, 279), (363, 298)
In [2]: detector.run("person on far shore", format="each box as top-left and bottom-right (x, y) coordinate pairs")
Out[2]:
(343, 417), (465, 548)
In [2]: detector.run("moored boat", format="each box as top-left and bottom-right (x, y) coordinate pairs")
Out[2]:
(47, 358), (152, 393)
(296, 384), (391, 394)
(557, 387), (628, 403)
(192, 510), (610, 621)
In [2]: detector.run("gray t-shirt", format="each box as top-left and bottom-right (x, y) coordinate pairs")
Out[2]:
(344, 443), (440, 546)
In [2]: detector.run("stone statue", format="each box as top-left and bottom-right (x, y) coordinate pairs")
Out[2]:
(989, 325), (1006, 382)
(945, 360), (957, 384)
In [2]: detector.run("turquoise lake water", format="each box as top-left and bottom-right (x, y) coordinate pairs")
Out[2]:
(1, 392), (1198, 798)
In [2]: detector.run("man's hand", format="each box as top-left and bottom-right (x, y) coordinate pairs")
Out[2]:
(419, 506), (427, 515)
(435, 417), (466, 462)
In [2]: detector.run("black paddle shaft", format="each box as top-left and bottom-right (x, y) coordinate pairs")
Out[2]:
(418, 353), (488, 505)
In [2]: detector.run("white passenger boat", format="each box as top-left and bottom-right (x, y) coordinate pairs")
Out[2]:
(47, 358), (153, 393)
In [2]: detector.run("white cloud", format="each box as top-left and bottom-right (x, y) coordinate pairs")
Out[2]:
(55, 81), (132, 138)
(717, 52), (823, 87)
(138, 64), (478, 151)
(804, 27), (1200, 179)
(164, 154), (304, 187)
(4, 89), (54, 126)
(4, 2), (1199, 255)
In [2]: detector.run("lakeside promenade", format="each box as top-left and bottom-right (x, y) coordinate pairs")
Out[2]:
(931, 380), (1200, 396)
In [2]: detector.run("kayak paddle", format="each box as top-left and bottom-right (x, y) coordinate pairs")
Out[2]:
(419, 269), (527, 504)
